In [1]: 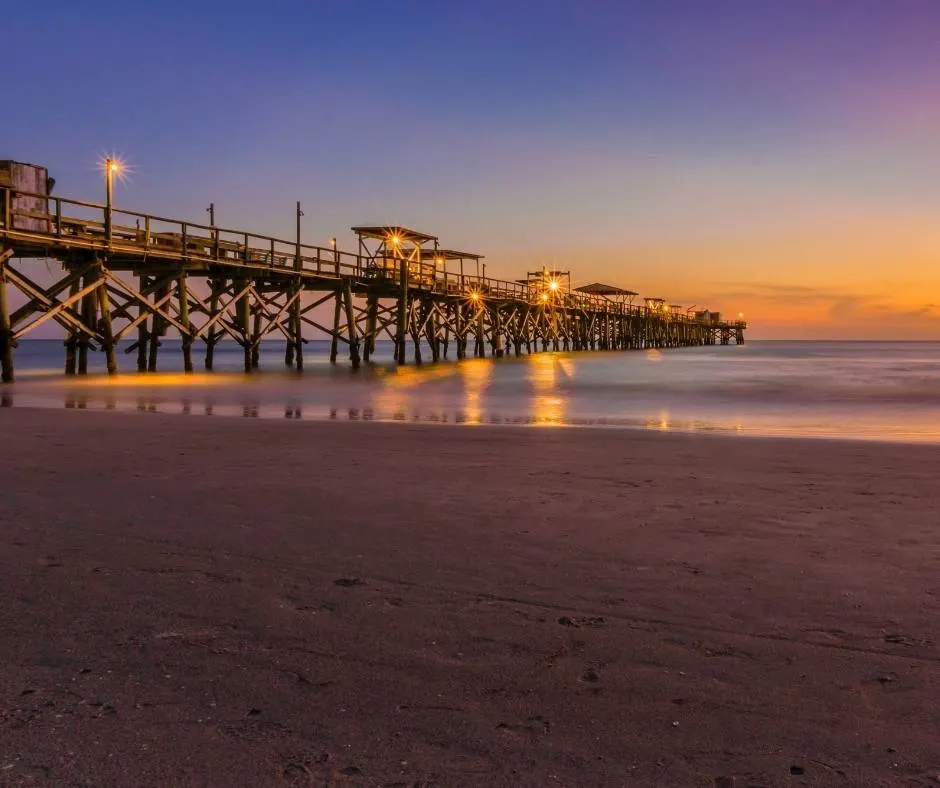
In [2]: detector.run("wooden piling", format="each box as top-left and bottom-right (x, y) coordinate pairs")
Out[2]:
(137, 275), (149, 373)
(363, 294), (378, 363)
(147, 281), (166, 373)
(329, 291), (342, 364)
(204, 279), (219, 371)
(343, 279), (360, 370)
(250, 296), (261, 370)
(64, 276), (79, 375)
(237, 284), (252, 373)
(178, 273), (193, 373)
(396, 260), (408, 365)
(412, 302), (423, 365)
(492, 307), (503, 358)
(429, 304), (440, 362)
(96, 268), (117, 375)
(0, 258), (13, 383)
(78, 271), (95, 375)
(455, 301), (466, 360)
(293, 293), (304, 371)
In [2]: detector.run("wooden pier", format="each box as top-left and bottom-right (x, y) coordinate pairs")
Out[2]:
(0, 171), (746, 383)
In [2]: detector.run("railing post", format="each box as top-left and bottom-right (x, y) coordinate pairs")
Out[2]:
(243, 233), (249, 262)
(55, 198), (62, 237)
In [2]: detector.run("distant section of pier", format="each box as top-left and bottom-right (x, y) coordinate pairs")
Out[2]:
(0, 160), (746, 382)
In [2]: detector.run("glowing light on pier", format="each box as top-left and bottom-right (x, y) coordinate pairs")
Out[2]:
(97, 153), (131, 185)
(548, 279), (559, 291)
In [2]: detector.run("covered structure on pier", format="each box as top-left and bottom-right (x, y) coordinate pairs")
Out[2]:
(351, 225), (440, 283)
(574, 282), (638, 307)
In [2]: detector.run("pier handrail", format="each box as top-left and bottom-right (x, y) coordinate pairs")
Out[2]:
(0, 186), (746, 330)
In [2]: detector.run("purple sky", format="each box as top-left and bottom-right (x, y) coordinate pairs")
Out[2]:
(6, 1), (940, 337)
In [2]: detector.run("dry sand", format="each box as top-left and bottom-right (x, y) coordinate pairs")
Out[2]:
(1, 408), (939, 787)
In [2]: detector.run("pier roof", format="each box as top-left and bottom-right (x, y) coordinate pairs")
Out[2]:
(403, 247), (485, 261)
(575, 283), (638, 296)
(350, 225), (439, 244)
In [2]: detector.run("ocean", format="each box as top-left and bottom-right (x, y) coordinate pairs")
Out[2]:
(3, 339), (939, 443)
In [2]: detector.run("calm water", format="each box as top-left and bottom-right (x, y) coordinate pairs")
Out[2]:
(3, 340), (940, 443)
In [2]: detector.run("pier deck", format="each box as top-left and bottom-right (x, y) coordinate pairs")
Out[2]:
(0, 185), (746, 382)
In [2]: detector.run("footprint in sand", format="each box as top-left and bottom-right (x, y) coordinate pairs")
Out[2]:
(496, 715), (551, 738)
(334, 577), (366, 587)
(558, 616), (605, 628)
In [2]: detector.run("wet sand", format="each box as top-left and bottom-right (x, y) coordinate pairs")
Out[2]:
(1, 408), (938, 787)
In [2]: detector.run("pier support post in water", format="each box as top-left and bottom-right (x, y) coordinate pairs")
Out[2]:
(204, 279), (219, 371)
(285, 288), (297, 369)
(64, 277), (79, 375)
(137, 275), (149, 373)
(363, 294), (378, 363)
(329, 290), (342, 364)
(292, 288), (304, 371)
(96, 266), (117, 376)
(148, 281), (166, 373)
(429, 304), (440, 363)
(455, 302), (465, 360)
(412, 302), (423, 365)
(178, 273), (193, 373)
(343, 279), (360, 370)
(250, 295), (261, 370)
(78, 272), (96, 375)
(236, 282), (251, 373)
(396, 260), (408, 365)
(0, 253), (13, 383)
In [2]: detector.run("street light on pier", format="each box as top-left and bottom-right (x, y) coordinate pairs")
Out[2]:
(102, 156), (124, 245)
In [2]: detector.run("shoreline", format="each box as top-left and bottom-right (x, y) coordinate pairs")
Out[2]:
(4, 399), (940, 449)
(1, 408), (939, 786)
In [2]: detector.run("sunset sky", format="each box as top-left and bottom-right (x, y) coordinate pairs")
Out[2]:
(6, 0), (940, 339)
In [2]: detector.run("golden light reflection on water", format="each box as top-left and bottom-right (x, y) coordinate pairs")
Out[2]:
(458, 359), (493, 424)
(380, 363), (460, 389)
(646, 349), (663, 362)
(527, 353), (569, 426)
(50, 372), (243, 388)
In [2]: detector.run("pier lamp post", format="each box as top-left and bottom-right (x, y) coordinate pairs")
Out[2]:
(104, 157), (123, 245)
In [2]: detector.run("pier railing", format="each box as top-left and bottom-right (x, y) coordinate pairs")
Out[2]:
(0, 187), (745, 329)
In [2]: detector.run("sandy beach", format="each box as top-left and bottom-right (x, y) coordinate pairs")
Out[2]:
(1, 408), (938, 787)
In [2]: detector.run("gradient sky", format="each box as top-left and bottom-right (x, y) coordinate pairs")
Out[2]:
(7, 0), (940, 339)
